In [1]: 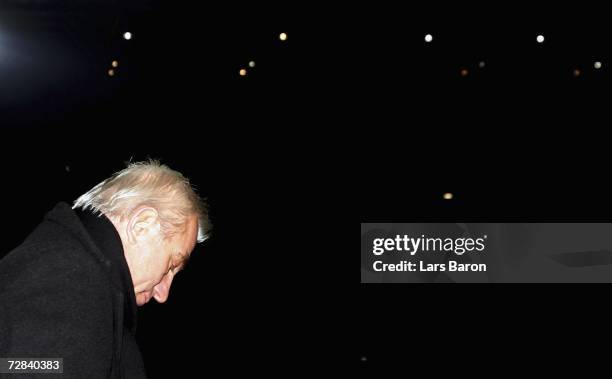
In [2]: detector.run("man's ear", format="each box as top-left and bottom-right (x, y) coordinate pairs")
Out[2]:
(127, 207), (160, 244)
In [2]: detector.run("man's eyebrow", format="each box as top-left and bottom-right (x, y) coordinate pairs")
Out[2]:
(177, 251), (191, 270)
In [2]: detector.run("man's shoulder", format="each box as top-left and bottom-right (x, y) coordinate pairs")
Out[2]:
(0, 204), (111, 298)
(0, 235), (115, 374)
(0, 242), (110, 301)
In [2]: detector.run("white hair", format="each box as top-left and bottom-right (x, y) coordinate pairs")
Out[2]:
(73, 159), (211, 242)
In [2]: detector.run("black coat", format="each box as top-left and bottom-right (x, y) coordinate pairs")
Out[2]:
(0, 203), (146, 378)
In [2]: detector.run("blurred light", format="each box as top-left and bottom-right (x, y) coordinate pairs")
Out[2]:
(279, 33), (287, 41)
(65, 166), (70, 173)
(424, 34), (433, 43)
(108, 69), (115, 76)
(361, 357), (367, 362)
(112, 60), (119, 68)
(478, 61), (485, 68)
(239, 69), (247, 76)
(460, 69), (469, 77)
(123, 32), (132, 40)
(594, 61), (602, 69)
(573, 69), (581, 77)
(249, 61), (256, 68)
(536, 34), (544, 43)
(443, 193), (453, 200)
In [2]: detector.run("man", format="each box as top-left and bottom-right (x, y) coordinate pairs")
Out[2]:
(0, 160), (211, 378)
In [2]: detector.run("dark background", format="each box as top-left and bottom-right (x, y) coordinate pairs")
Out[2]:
(3, 1), (612, 376)
(357, 3), (612, 376)
(1, 1), (327, 376)
(356, 3), (612, 221)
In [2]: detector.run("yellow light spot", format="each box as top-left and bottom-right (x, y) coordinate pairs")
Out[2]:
(279, 32), (288, 41)
(108, 69), (115, 77)
(443, 193), (453, 200)
(112, 60), (119, 68)
(239, 69), (247, 76)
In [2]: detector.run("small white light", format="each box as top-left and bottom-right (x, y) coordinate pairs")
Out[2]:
(443, 192), (453, 200)
(478, 61), (485, 68)
(123, 32), (132, 40)
(111, 60), (119, 68)
(249, 61), (256, 68)
(424, 34), (433, 43)
(279, 33), (287, 41)
(594, 61), (602, 69)
(536, 34), (544, 43)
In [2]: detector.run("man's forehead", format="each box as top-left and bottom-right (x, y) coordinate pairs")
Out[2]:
(184, 215), (199, 253)
(176, 228), (196, 269)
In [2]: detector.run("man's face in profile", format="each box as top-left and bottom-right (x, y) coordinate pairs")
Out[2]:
(118, 210), (199, 306)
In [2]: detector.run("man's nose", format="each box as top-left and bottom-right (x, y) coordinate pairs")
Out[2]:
(153, 271), (174, 303)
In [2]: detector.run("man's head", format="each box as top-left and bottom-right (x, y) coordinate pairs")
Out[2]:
(73, 160), (211, 306)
